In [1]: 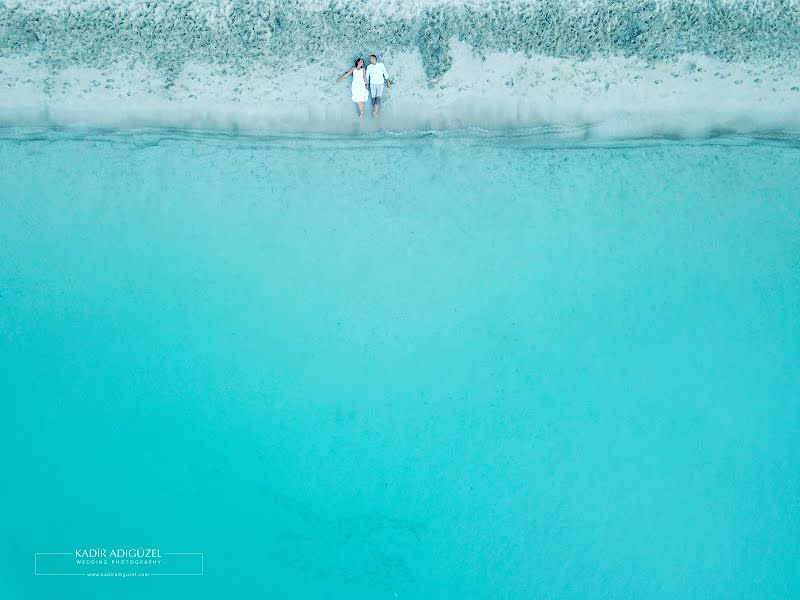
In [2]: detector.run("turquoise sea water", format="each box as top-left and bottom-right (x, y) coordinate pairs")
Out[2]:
(1, 131), (799, 599)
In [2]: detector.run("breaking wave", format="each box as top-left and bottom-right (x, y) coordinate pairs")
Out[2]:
(1, 0), (800, 137)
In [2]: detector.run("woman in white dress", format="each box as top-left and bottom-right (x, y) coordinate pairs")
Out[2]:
(337, 58), (369, 117)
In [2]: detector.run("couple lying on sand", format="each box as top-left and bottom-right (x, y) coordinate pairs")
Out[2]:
(337, 55), (391, 118)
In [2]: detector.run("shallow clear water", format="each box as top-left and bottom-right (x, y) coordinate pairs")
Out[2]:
(1, 131), (799, 599)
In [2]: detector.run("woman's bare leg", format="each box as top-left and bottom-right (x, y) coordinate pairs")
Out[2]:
(357, 101), (364, 117)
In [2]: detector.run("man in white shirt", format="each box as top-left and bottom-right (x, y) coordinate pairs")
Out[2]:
(366, 54), (391, 117)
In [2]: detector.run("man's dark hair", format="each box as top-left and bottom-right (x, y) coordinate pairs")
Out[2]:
(370, 54), (377, 59)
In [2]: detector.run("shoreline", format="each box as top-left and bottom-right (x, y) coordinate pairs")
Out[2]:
(2, 41), (800, 141)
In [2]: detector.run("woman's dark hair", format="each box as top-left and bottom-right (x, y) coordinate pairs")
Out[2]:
(354, 58), (364, 67)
